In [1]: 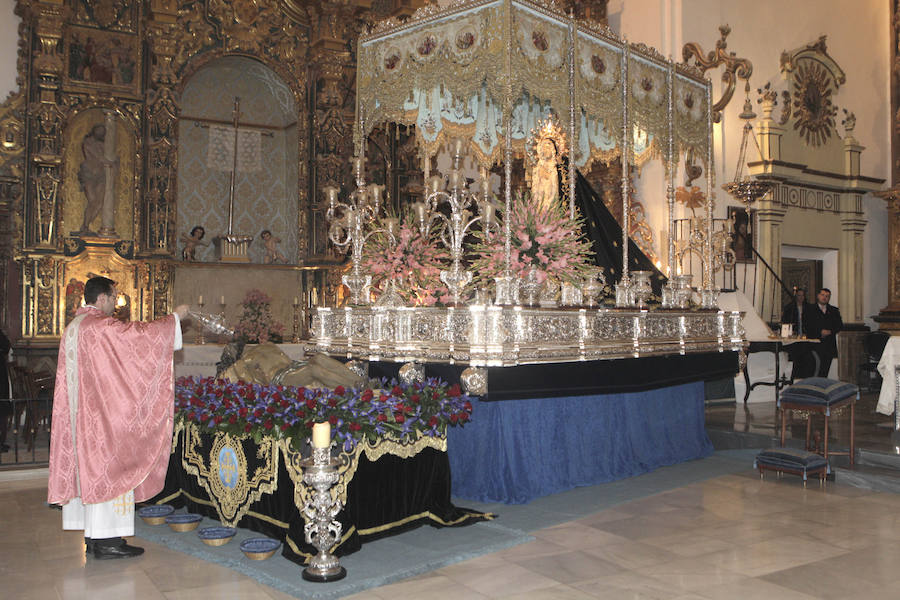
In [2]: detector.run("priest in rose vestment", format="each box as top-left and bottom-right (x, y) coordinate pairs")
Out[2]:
(48, 276), (189, 559)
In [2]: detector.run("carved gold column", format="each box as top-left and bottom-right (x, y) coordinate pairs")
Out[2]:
(145, 0), (179, 257)
(307, 2), (357, 258)
(26, 0), (67, 250)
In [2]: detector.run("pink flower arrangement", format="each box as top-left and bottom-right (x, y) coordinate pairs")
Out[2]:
(470, 192), (595, 286)
(361, 210), (451, 306)
(234, 289), (285, 343)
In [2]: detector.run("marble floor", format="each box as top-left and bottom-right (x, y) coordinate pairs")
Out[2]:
(706, 390), (897, 456)
(4, 464), (900, 600)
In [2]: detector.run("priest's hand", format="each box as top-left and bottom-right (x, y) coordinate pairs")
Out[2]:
(174, 304), (190, 320)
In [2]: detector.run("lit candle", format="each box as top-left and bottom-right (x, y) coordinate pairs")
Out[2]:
(370, 184), (384, 209)
(411, 201), (427, 222)
(294, 296), (299, 305)
(449, 169), (461, 190)
(427, 175), (443, 195)
(198, 295), (203, 305)
(220, 295), (225, 305)
(383, 217), (399, 238)
(323, 186), (339, 208)
(311, 422), (331, 449)
(480, 202), (494, 227)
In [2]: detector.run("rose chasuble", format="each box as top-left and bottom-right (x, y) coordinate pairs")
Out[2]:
(48, 307), (178, 506)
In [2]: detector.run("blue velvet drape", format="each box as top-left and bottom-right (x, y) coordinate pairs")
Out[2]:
(447, 381), (712, 504)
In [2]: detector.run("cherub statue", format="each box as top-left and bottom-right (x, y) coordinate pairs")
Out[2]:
(261, 230), (287, 264)
(180, 225), (209, 261)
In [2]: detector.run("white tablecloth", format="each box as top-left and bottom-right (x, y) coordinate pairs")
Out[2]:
(876, 336), (900, 415)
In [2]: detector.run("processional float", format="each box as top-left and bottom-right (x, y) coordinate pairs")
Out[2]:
(309, 0), (744, 380)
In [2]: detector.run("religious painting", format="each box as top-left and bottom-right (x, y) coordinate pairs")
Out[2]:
(728, 206), (756, 263)
(64, 26), (142, 98)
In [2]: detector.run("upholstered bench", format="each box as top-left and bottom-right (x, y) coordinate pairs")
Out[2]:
(755, 448), (829, 487)
(778, 377), (857, 465)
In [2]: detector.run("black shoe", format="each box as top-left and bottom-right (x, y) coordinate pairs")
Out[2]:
(93, 543), (144, 559)
(85, 538), (93, 555)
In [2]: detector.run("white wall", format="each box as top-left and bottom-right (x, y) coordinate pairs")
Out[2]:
(0, 0), (19, 102)
(608, 0), (890, 325)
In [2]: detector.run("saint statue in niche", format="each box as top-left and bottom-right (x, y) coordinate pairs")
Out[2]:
(531, 137), (560, 210)
(77, 113), (119, 236)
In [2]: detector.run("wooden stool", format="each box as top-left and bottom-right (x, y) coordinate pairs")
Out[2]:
(755, 448), (829, 487)
(779, 378), (857, 465)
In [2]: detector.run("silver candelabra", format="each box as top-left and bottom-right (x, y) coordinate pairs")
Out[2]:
(324, 157), (391, 305)
(410, 139), (499, 305)
(300, 443), (346, 582)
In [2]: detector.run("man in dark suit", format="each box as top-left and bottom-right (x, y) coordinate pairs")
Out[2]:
(806, 288), (843, 378)
(781, 288), (811, 337)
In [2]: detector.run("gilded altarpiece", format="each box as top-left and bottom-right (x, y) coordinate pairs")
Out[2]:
(1, 0), (430, 354)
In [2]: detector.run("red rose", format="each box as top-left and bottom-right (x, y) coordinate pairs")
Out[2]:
(306, 398), (316, 410)
(298, 387), (306, 396)
(464, 401), (472, 411)
(394, 413), (405, 424)
(450, 414), (459, 424)
(254, 408), (264, 418)
(428, 416), (438, 427)
(213, 415), (223, 425)
(328, 415), (338, 426)
(266, 405), (276, 414)
(328, 398), (338, 408)
(296, 410), (305, 419)
(228, 414), (237, 424)
(391, 385), (402, 396)
(280, 423), (290, 431)
(380, 394), (389, 402)
(264, 419), (274, 430)
(448, 384), (461, 397)
(280, 399), (290, 409)
(349, 422), (362, 432)
(272, 392), (282, 403)
(244, 423), (252, 432)
(334, 386), (345, 396)
(186, 411), (196, 420)
(239, 407), (248, 418)
(376, 414), (387, 422)
(411, 394), (421, 404)
(361, 389), (374, 402)
(459, 412), (469, 422)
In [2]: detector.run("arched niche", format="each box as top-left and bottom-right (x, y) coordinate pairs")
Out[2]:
(61, 108), (137, 240)
(177, 55), (299, 264)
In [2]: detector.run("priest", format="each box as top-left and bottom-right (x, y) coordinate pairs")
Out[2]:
(48, 276), (189, 559)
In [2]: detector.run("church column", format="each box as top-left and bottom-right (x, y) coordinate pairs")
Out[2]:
(144, 0), (179, 257)
(875, 189), (900, 331)
(306, 2), (356, 259)
(20, 0), (67, 338)
(838, 196), (866, 325)
(26, 0), (67, 249)
(753, 194), (786, 323)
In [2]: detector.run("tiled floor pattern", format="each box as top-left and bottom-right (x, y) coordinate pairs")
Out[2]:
(5, 468), (900, 599)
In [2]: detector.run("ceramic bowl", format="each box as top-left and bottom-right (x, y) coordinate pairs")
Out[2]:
(197, 526), (237, 547)
(137, 504), (174, 526)
(165, 513), (202, 532)
(239, 537), (281, 560)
